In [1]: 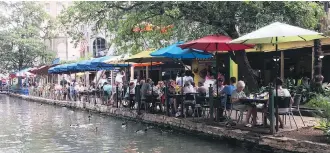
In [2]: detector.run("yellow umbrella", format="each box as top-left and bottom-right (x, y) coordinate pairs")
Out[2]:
(76, 72), (85, 76)
(246, 38), (330, 52)
(105, 55), (130, 64)
(125, 49), (171, 63)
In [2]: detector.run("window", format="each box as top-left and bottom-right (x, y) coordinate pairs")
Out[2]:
(93, 38), (107, 57)
(45, 3), (50, 12)
(80, 25), (85, 31)
(56, 2), (63, 15)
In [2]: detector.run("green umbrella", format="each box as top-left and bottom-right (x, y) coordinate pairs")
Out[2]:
(230, 22), (326, 133)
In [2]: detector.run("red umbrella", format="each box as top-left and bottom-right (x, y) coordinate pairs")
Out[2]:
(179, 34), (254, 51)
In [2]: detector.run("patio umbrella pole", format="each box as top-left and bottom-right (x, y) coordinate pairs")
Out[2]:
(151, 60), (154, 112)
(181, 57), (184, 117)
(275, 37), (279, 132)
(215, 51), (219, 121)
(127, 62), (130, 108)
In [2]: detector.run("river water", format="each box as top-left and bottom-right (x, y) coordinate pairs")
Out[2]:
(0, 95), (257, 153)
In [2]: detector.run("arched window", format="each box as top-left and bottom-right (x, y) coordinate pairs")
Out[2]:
(45, 3), (50, 13)
(93, 37), (107, 57)
(56, 2), (64, 15)
(57, 43), (66, 60)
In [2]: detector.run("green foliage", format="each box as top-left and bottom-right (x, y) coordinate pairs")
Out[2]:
(0, 2), (55, 72)
(59, 1), (325, 55)
(307, 94), (330, 135)
(59, 53), (93, 64)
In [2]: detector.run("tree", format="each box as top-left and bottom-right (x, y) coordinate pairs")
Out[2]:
(0, 2), (55, 73)
(59, 1), (324, 89)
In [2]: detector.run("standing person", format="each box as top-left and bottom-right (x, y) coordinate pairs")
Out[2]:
(103, 82), (112, 105)
(115, 70), (125, 85)
(99, 74), (107, 88)
(183, 70), (194, 84)
(69, 81), (77, 101)
(115, 71), (125, 99)
(125, 82), (136, 108)
(60, 76), (67, 87)
(140, 78), (152, 101)
(176, 71), (184, 87)
(54, 83), (62, 100)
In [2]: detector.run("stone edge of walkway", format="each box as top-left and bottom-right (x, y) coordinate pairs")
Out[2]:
(7, 93), (330, 153)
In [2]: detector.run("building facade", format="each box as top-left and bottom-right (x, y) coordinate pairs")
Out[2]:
(40, 1), (114, 62)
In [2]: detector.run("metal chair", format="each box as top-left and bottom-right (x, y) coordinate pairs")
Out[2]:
(290, 94), (305, 126)
(194, 93), (206, 119)
(183, 93), (195, 118)
(275, 96), (298, 129)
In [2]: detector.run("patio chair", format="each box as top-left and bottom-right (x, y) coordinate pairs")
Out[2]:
(223, 95), (232, 117)
(183, 93), (195, 118)
(194, 93), (206, 118)
(201, 97), (210, 119)
(275, 96), (298, 129)
(289, 94), (305, 126)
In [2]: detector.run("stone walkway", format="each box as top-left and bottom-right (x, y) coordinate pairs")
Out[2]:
(229, 111), (317, 132)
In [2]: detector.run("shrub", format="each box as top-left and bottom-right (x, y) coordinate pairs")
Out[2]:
(307, 94), (330, 135)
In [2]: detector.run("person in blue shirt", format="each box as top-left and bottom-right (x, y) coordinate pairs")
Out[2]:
(221, 77), (236, 96)
(103, 82), (112, 105)
(220, 77), (236, 109)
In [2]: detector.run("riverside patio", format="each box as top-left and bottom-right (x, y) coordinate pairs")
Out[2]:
(7, 21), (328, 137)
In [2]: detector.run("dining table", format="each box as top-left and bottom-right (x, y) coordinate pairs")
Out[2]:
(240, 97), (269, 126)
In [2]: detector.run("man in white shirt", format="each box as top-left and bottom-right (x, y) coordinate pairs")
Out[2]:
(183, 81), (196, 94)
(115, 71), (125, 84)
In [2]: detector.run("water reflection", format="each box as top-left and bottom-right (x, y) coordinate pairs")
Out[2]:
(0, 95), (252, 153)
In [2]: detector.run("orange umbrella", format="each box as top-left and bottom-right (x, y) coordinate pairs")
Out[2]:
(133, 62), (163, 67)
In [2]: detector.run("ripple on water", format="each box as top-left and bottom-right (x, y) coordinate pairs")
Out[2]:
(0, 96), (258, 153)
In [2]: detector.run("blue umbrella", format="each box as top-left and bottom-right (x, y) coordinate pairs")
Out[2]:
(90, 56), (114, 66)
(48, 67), (55, 73)
(59, 64), (70, 73)
(67, 63), (79, 72)
(77, 60), (96, 71)
(150, 41), (213, 59)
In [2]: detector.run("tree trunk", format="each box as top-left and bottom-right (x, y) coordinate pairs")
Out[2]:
(311, 39), (324, 93)
(18, 49), (23, 89)
(229, 51), (259, 91)
(227, 26), (259, 91)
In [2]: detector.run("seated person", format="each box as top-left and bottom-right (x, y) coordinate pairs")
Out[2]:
(271, 78), (294, 128)
(213, 79), (225, 96)
(183, 81), (196, 94)
(140, 78), (152, 100)
(231, 81), (257, 127)
(221, 77), (236, 96)
(168, 80), (176, 95)
(196, 82), (207, 95)
(220, 77), (236, 107)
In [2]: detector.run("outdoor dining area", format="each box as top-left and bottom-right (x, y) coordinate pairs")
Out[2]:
(10, 22), (326, 134)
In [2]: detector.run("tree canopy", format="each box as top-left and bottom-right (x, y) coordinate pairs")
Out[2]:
(0, 2), (55, 72)
(60, 1), (324, 90)
(60, 1), (324, 54)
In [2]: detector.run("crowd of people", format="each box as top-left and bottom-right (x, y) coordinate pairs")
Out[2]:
(25, 68), (297, 128)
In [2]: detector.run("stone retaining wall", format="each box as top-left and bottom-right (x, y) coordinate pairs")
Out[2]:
(8, 93), (330, 153)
